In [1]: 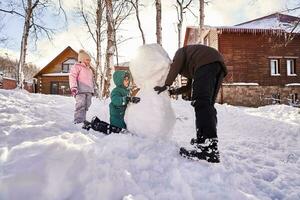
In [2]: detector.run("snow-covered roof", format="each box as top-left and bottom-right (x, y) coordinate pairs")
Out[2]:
(42, 73), (70, 77)
(2, 77), (17, 81)
(187, 13), (300, 35)
(235, 13), (300, 34)
(208, 25), (286, 34)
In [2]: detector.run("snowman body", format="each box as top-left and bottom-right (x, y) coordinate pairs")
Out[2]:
(125, 44), (176, 138)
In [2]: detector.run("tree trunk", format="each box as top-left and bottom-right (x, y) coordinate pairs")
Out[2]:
(155, 0), (162, 45)
(96, 0), (103, 97)
(114, 29), (119, 66)
(177, 22), (182, 49)
(176, 1), (183, 48)
(18, 0), (33, 88)
(103, 0), (115, 98)
(198, 0), (204, 44)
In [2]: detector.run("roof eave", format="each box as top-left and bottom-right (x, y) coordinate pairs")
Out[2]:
(33, 46), (78, 78)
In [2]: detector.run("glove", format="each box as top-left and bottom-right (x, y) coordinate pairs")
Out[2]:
(71, 87), (78, 96)
(131, 97), (141, 103)
(126, 96), (141, 104)
(154, 85), (169, 94)
(169, 88), (176, 95)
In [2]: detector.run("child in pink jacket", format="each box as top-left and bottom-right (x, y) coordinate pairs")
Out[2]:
(69, 49), (94, 124)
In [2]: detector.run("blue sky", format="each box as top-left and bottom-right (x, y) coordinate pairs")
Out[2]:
(0, 0), (299, 68)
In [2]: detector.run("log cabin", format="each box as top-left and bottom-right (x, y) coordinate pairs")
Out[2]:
(33, 46), (78, 95)
(183, 12), (300, 107)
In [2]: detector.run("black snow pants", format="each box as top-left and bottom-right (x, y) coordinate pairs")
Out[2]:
(192, 62), (225, 141)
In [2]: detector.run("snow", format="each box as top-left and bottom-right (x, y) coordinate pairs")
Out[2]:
(0, 89), (300, 200)
(42, 73), (70, 76)
(236, 16), (300, 33)
(286, 83), (300, 86)
(126, 44), (176, 139)
(2, 77), (17, 81)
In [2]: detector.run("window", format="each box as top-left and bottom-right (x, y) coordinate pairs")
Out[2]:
(62, 58), (76, 73)
(287, 59), (296, 76)
(51, 82), (59, 94)
(59, 82), (70, 95)
(270, 59), (280, 76)
(50, 82), (70, 95)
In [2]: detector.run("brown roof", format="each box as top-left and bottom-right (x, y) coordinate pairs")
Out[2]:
(33, 46), (78, 78)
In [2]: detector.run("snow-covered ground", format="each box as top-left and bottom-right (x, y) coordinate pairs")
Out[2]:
(0, 89), (299, 200)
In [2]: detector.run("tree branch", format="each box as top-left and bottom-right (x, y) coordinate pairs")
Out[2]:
(183, 0), (193, 10)
(79, 0), (97, 44)
(187, 6), (197, 18)
(0, 8), (25, 18)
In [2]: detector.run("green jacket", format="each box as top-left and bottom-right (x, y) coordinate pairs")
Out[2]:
(109, 71), (130, 129)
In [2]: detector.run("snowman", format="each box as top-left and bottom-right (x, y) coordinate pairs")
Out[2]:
(125, 44), (176, 138)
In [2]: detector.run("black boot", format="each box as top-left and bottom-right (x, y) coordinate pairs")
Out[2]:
(82, 120), (92, 130)
(90, 116), (122, 134)
(180, 138), (220, 163)
(190, 134), (206, 146)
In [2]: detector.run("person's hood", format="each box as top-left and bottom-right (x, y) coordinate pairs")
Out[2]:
(113, 70), (130, 88)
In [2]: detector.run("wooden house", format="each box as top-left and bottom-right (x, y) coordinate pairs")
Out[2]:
(184, 13), (300, 107)
(33, 47), (132, 96)
(33, 46), (78, 95)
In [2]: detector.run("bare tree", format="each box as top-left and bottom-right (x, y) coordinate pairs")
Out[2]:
(77, 0), (106, 97)
(173, 0), (194, 94)
(96, 0), (105, 96)
(155, 0), (162, 45)
(283, 4), (300, 45)
(112, 0), (134, 65)
(23, 62), (39, 80)
(77, 0), (133, 98)
(174, 0), (193, 48)
(102, 0), (133, 98)
(0, 0), (67, 88)
(102, 0), (115, 98)
(198, 0), (204, 44)
(128, 0), (146, 45)
(250, 1), (300, 45)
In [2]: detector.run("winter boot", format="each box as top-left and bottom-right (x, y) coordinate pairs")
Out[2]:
(179, 138), (220, 163)
(90, 116), (122, 134)
(82, 120), (92, 130)
(190, 134), (206, 146)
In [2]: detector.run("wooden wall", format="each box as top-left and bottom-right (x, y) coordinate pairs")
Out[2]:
(38, 76), (70, 95)
(0, 78), (17, 89)
(218, 32), (300, 86)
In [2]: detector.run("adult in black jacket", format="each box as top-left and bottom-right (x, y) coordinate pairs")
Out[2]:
(154, 44), (227, 163)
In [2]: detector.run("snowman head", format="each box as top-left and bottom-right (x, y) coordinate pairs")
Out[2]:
(129, 44), (171, 88)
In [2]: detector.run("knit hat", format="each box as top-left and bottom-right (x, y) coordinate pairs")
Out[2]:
(78, 49), (91, 63)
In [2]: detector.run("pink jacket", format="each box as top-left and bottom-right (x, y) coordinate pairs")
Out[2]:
(69, 62), (94, 93)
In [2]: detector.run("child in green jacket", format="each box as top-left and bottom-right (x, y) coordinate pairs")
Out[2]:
(109, 71), (140, 129)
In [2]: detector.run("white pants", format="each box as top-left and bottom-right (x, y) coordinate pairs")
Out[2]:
(74, 93), (92, 123)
